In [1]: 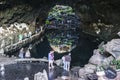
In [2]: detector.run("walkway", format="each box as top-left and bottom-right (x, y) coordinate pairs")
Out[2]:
(0, 55), (16, 65)
(1, 30), (44, 55)
(15, 58), (48, 63)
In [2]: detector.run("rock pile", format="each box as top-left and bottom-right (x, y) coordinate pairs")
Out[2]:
(76, 32), (120, 79)
(104, 39), (120, 60)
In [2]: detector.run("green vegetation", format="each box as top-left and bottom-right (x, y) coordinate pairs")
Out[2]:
(98, 47), (104, 54)
(45, 20), (50, 25)
(110, 59), (120, 69)
(47, 35), (73, 46)
(48, 5), (74, 17)
(45, 5), (77, 48)
(96, 66), (104, 72)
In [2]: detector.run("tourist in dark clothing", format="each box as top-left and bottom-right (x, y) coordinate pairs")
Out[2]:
(49, 68), (54, 80)
(62, 53), (71, 71)
(65, 53), (71, 71)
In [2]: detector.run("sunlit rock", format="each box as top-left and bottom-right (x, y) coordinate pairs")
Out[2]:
(89, 49), (105, 65)
(20, 23), (29, 31)
(84, 63), (96, 71)
(104, 39), (120, 60)
(14, 22), (29, 31)
(89, 49), (114, 66)
(24, 77), (29, 80)
(117, 31), (120, 37)
(34, 69), (48, 80)
(79, 68), (86, 77)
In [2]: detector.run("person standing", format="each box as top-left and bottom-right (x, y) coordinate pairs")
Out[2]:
(62, 55), (66, 70)
(65, 53), (71, 71)
(18, 48), (25, 58)
(48, 51), (54, 69)
(25, 48), (31, 58)
(19, 34), (23, 42)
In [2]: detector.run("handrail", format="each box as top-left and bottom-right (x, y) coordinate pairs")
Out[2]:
(0, 30), (44, 53)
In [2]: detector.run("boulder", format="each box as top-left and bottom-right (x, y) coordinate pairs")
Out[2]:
(84, 68), (94, 74)
(104, 39), (120, 60)
(89, 51), (114, 66)
(34, 69), (48, 80)
(79, 67), (95, 78)
(89, 50), (105, 65)
(79, 68), (86, 77)
(71, 66), (81, 77)
(117, 32), (120, 37)
(84, 63), (96, 71)
(93, 49), (100, 55)
(102, 56), (114, 65)
(24, 77), (29, 80)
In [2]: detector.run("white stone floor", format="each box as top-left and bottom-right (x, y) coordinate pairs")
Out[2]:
(0, 55), (16, 65)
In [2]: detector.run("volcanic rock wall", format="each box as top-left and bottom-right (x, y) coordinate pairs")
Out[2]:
(0, 0), (120, 41)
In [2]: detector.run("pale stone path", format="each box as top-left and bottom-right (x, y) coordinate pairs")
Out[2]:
(0, 55), (16, 65)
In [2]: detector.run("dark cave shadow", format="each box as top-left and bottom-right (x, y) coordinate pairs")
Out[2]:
(31, 36), (52, 58)
(31, 31), (103, 67)
(31, 35), (68, 59)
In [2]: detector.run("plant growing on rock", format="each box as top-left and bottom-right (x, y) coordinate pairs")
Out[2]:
(45, 5), (80, 53)
(110, 59), (120, 70)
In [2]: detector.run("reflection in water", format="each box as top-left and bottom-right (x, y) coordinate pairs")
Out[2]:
(0, 71), (5, 80)
(48, 66), (71, 80)
(26, 64), (31, 71)
(0, 62), (48, 80)
(61, 70), (70, 80)
(49, 69), (54, 80)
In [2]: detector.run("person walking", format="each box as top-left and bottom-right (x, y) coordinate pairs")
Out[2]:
(48, 51), (54, 69)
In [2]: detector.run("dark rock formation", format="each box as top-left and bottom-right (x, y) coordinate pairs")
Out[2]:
(0, 0), (120, 41)
(74, 0), (120, 40)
